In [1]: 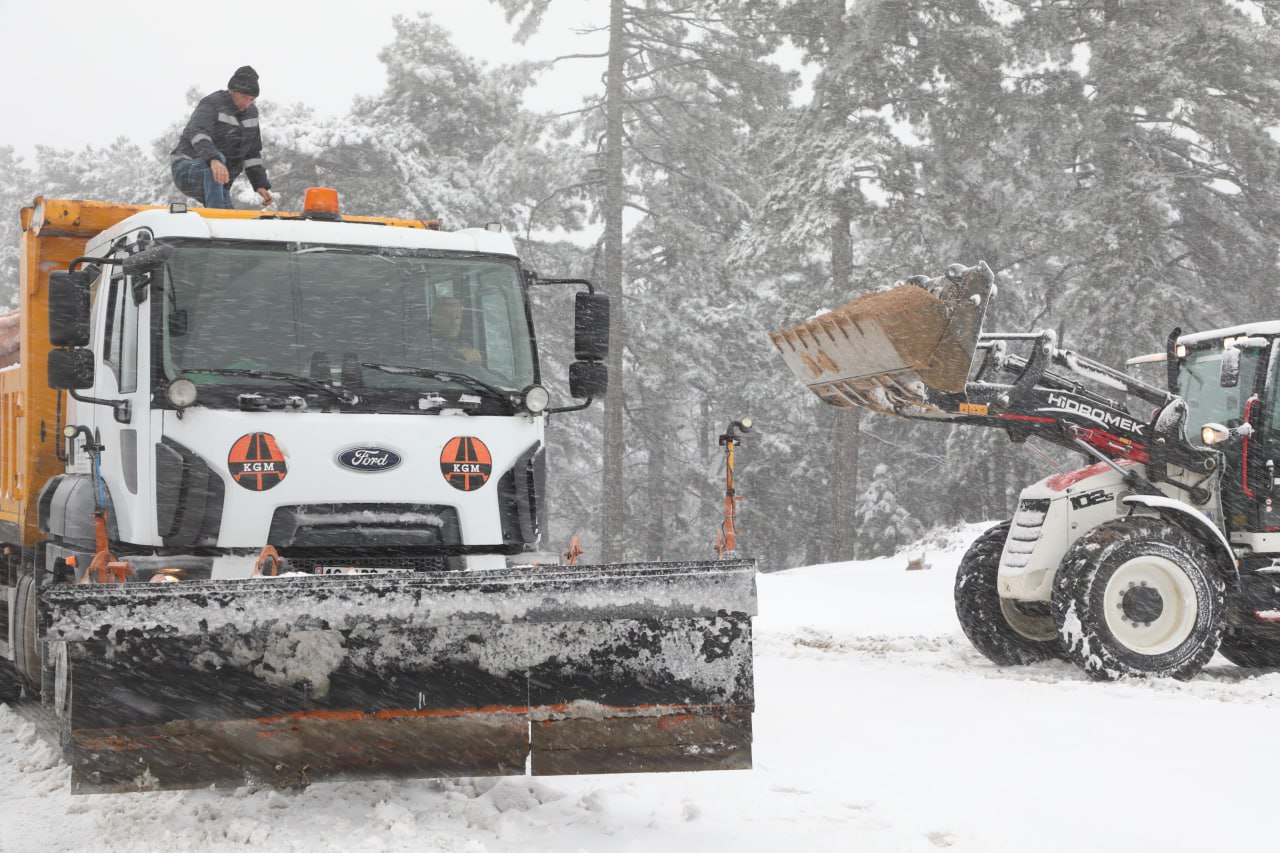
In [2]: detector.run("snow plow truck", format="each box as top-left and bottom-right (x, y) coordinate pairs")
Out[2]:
(0, 192), (755, 793)
(772, 262), (1280, 681)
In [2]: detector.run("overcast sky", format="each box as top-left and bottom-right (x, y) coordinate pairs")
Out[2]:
(0, 0), (606, 158)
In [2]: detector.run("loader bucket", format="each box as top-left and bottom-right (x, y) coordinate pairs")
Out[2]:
(769, 262), (994, 416)
(39, 560), (755, 793)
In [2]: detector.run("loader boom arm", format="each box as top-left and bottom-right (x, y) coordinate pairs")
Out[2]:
(771, 262), (1205, 470)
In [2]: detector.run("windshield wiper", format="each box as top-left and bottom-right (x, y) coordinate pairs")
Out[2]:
(290, 245), (397, 264)
(180, 368), (358, 405)
(360, 363), (515, 406)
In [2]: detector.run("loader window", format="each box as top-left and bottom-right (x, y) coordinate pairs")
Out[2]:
(159, 242), (536, 408)
(1264, 345), (1280, 446)
(1179, 347), (1262, 446)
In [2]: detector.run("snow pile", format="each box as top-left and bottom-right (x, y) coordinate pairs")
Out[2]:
(5, 523), (1280, 852)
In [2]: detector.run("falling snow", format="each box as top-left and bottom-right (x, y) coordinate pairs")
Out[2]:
(5, 524), (1277, 852)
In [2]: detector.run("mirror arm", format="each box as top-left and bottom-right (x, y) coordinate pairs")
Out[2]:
(526, 276), (596, 294)
(68, 389), (131, 424)
(544, 397), (593, 417)
(68, 255), (118, 272)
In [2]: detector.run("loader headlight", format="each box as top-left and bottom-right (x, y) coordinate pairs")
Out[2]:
(1201, 423), (1227, 445)
(1200, 421), (1252, 445)
(167, 378), (198, 409)
(522, 384), (550, 414)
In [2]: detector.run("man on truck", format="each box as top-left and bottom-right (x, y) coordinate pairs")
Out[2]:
(170, 65), (274, 209)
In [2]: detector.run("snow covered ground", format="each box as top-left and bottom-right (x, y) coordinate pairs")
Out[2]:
(4, 523), (1278, 852)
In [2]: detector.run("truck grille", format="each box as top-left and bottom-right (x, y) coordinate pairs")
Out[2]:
(296, 556), (450, 573)
(267, 503), (461, 549)
(1004, 499), (1050, 570)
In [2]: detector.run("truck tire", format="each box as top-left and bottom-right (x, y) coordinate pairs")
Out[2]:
(13, 573), (40, 691)
(1217, 628), (1280, 669)
(1052, 516), (1225, 680)
(954, 521), (1060, 666)
(0, 659), (21, 703)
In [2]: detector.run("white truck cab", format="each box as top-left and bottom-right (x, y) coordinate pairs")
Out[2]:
(42, 196), (607, 580)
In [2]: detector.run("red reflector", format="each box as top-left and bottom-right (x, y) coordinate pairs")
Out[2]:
(304, 187), (340, 216)
(1253, 610), (1280, 622)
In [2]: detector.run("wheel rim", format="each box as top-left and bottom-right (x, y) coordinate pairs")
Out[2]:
(1102, 555), (1198, 655)
(999, 597), (1057, 641)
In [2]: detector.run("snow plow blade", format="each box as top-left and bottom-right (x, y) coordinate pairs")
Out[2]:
(769, 262), (994, 416)
(40, 560), (755, 793)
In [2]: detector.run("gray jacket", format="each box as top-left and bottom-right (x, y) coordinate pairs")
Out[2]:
(170, 90), (270, 190)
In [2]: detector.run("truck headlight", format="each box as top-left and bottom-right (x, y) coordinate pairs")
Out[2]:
(167, 378), (198, 409)
(522, 384), (550, 414)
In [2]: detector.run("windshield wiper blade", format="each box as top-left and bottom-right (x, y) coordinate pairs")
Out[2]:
(181, 368), (358, 405)
(360, 363), (515, 405)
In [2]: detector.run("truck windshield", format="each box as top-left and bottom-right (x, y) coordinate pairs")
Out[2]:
(159, 242), (536, 398)
(1178, 347), (1262, 446)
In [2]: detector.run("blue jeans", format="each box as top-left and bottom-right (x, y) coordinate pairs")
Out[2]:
(171, 155), (232, 208)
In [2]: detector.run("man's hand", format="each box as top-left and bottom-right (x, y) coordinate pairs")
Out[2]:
(458, 346), (483, 365)
(257, 188), (274, 206)
(210, 159), (230, 184)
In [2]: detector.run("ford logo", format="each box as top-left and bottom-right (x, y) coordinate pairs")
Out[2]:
(337, 446), (402, 472)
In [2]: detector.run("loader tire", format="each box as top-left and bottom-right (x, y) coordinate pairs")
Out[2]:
(954, 521), (1060, 666)
(1217, 628), (1280, 669)
(1052, 517), (1225, 681)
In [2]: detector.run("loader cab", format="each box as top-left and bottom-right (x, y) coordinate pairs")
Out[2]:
(1176, 328), (1280, 534)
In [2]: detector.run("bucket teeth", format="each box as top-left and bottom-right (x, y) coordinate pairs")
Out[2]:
(770, 262), (994, 414)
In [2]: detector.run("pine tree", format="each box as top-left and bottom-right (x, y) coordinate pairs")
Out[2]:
(855, 463), (925, 557)
(1004, 0), (1280, 358)
(0, 148), (35, 310)
(32, 138), (168, 204)
(493, 0), (788, 560)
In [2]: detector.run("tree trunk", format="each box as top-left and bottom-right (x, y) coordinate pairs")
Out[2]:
(600, 0), (627, 561)
(830, 199), (859, 559)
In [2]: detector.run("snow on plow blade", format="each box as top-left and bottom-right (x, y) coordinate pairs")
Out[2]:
(769, 262), (994, 416)
(40, 561), (755, 793)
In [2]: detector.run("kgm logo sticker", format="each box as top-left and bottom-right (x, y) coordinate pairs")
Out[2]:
(228, 432), (288, 491)
(441, 436), (492, 491)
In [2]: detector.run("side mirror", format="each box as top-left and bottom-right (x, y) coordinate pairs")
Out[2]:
(1220, 348), (1241, 388)
(569, 360), (608, 399)
(126, 244), (173, 306)
(574, 292), (610, 361)
(48, 347), (95, 390)
(169, 309), (189, 337)
(49, 270), (93, 347)
(122, 243), (174, 277)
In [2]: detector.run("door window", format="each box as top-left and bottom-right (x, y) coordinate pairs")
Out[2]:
(103, 276), (140, 393)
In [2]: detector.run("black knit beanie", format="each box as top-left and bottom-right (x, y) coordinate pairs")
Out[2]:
(227, 66), (260, 97)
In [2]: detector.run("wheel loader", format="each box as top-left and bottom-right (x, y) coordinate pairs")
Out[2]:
(772, 262), (1280, 680)
(0, 192), (755, 792)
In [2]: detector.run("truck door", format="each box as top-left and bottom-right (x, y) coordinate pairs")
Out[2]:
(82, 262), (153, 545)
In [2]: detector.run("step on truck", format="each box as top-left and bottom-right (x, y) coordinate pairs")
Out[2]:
(772, 262), (1280, 680)
(0, 191), (755, 792)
